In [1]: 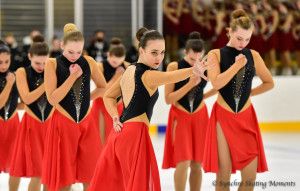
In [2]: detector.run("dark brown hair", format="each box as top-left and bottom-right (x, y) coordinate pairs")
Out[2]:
(28, 35), (49, 56)
(0, 40), (10, 54)
(136, 27), (164, 49)
(185, 31), (204, 52)
(109, 37), (126, 57)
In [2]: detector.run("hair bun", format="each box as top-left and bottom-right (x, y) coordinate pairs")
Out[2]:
(32, 35), (45, 43)
(136, 27), (149, 42)
(110, 37), (122, 45)
(188, 31), (201, 40)
(64, 23), (78, 36)
(231, 9), (248, 19)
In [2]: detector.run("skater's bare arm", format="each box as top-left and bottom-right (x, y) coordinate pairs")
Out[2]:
(250, 50), (274, 96)
(0, 72), (15, 109)
(86, 56), (107, 100)
(203, 88), (218, 99)
(44, 58), (78, 106)
(208, 49), (246, 90)
(103, 76), (122, 119)
(16, 68), (45, 105)
(17, 102), (25, 110)
(165, 62), (196, 104)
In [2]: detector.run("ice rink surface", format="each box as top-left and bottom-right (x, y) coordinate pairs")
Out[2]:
(1, 132), (299, 191)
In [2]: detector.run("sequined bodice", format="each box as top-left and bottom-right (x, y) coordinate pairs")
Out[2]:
(56, 55), (91, 123)
(103, 60), (126, 82)
(25, 66), (52, 121)
(0, 72), (19, 120)
(174, 59), (207, 113)
(219, 46), (255, 113)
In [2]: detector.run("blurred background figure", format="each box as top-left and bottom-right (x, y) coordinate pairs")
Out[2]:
(86, 29), (109, 62)
(125, 36), (139, 64)
(3, 33), (22, 72)
(49, 35), (62, 58)
(21, 29), (42, 68)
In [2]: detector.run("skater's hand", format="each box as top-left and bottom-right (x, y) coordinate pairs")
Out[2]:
(188, 75), (201, 86)
(69, 64), (83, 78)
(235, 54), (247, 69)
(192, 54), (212, 81)
(6, 72), (16, 85)
(116, 66), (125, 74)
(113, 116), (123, 132)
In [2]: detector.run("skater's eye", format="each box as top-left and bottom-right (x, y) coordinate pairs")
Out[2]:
(151, 51), (158, 57)
(0, 59), (9, 64)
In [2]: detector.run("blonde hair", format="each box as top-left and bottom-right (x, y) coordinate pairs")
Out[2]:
(63, 23), (84, 44)
(230, 9), (253, 31)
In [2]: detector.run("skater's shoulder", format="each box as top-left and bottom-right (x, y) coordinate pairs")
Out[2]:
(208, 49), (220, 62)
(166, 61), (178, 71)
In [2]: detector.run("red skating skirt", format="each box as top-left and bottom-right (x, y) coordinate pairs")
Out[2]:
(202, 102), (268, 173)
(277, 30), (294, 52)
(88, 122), (161, 191)
(212, 29), (228, 49)
(91, 98), (123, 145)
(42, 110), (101, 191)
(10, 113), (50, 177)
(293, 36), (300, 50)
(179, 13), (195, 35)
(248, 34), (267, 54)
(0, 114), (20, 173)
(264, 32), (278, 51)
(162, 105), (209, 168)
(163, 15), (180, 35)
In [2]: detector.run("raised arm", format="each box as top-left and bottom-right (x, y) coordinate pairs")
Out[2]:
(16, 68), (45, 105)
(164, 62), (198, 104)
(207, 49), (246, 90)
(44, 58), (79, 106)
(0, 73), (15, 109)
(203, 88), (217, 99)
(143, 57), (208, 91)
(144, 67), (193, 91)
(250, 50), (274, 96)
(86, 56), (107, 100)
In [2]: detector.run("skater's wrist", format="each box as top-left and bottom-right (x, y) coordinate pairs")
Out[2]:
(112, 116), (119, 122)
